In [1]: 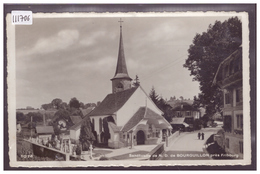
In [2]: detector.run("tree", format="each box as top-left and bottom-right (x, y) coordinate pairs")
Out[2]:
(133, 75), (140, 87)
(54, 109), (71, 123)
(193, 119), (202, 130)
(69, 97), (80, 109)
(79, 102), (85, 109)
(16, 112), (25, 122)
(149, 86), (159, 104)
(183, 17), (242, 116)
(157, 97), (173, 122)
(26, 106), (34, 110)
(60, 102), (69, 110)
(26, 112), (43, 123)
(149, 87), (173, 122)
(71, 108), (84, 117)
(41, 103), (53, 110)
(102, 117), (113, 144)
(51, 98), (62, 109)
(79, 116), (96, 151)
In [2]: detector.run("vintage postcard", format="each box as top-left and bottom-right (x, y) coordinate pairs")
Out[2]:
(5, 7), (253, 168)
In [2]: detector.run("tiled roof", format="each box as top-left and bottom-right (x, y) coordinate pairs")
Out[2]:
(70, 116), (82, 125)
(121, 107), (146, 132)
(81, 107), (95, 117)
(36, 126), (54, 134)
(144, 107), (163, 119)
(121, 107), (165, 132)
(69, 122), (81, 131)
(108, 122), (121, 133)
(69, 115), (92, 131)
(89, 87), (138, 116)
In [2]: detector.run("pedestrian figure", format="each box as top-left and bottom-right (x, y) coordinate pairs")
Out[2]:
(198, 132), (201, 139)
(201, 133), (204, 140)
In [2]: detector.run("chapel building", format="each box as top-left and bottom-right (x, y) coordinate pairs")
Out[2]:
(84, 21), (172, 148)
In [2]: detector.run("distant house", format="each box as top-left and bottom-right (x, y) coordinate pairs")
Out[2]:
(170, 102), (201, 119)
(68, 115), (83, 141)
(170, 117), (189, 132)
(168, 101), (202, 130)
(69, 121), (82, 142)
(213, 47), (243, 159)
(35, 126), (54, 140)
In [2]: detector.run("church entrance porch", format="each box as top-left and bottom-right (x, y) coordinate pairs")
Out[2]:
(136, 130), (145, 145)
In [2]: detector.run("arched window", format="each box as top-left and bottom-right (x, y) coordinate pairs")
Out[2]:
(115, 82), (124, 92)
(92, 118), (95, 131)
(99, 118), (103, 133)
(117, 83), (123, 89)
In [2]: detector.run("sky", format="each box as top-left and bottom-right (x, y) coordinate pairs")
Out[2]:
(15, 15), (234, 109)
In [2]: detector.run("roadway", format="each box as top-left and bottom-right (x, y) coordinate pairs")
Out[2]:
(161, 127), (221, 160)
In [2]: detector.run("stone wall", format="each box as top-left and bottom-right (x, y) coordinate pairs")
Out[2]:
(225, 133), (243, 159)
(167, 131), (180, 147)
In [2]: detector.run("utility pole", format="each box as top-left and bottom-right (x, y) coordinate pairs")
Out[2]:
(30, 115), (32, 138)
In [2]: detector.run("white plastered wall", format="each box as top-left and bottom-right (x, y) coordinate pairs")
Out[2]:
(117, 87), (163, 127)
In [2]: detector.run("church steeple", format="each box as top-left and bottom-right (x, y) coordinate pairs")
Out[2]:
(111, 19), (132, 93)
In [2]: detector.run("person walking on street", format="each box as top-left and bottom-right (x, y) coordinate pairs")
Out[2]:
(201, 132), (204, 140)
(198, 132), (201, 140)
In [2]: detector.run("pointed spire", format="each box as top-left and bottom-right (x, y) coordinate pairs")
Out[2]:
(112, 19), (132, 80)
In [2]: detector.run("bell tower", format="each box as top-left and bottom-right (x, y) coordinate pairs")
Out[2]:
(111, 19), (132, 93)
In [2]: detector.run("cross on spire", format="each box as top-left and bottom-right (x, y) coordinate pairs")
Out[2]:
(118, 18), (123, 27)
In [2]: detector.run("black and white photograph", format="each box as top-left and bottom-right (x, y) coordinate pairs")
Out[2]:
(4, 4), (255, 168)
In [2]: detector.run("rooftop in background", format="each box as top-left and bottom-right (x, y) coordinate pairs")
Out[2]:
(35, 126), (54, 134)
(16, 108), (57, 115)
(69, 116), (82, 125)
(167, 98), (193, 108)
(171, 102), (198, 111)
(81, 107), (95, 117)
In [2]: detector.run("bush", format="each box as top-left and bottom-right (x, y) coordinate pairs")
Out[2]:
(75, 144), (82, 155)
(206, 142), (233, 159)
(205, 134), (215, 145)
(193, 119), (202, 130)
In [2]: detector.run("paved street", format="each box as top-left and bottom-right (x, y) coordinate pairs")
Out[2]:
(162, 127), (221, 160)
